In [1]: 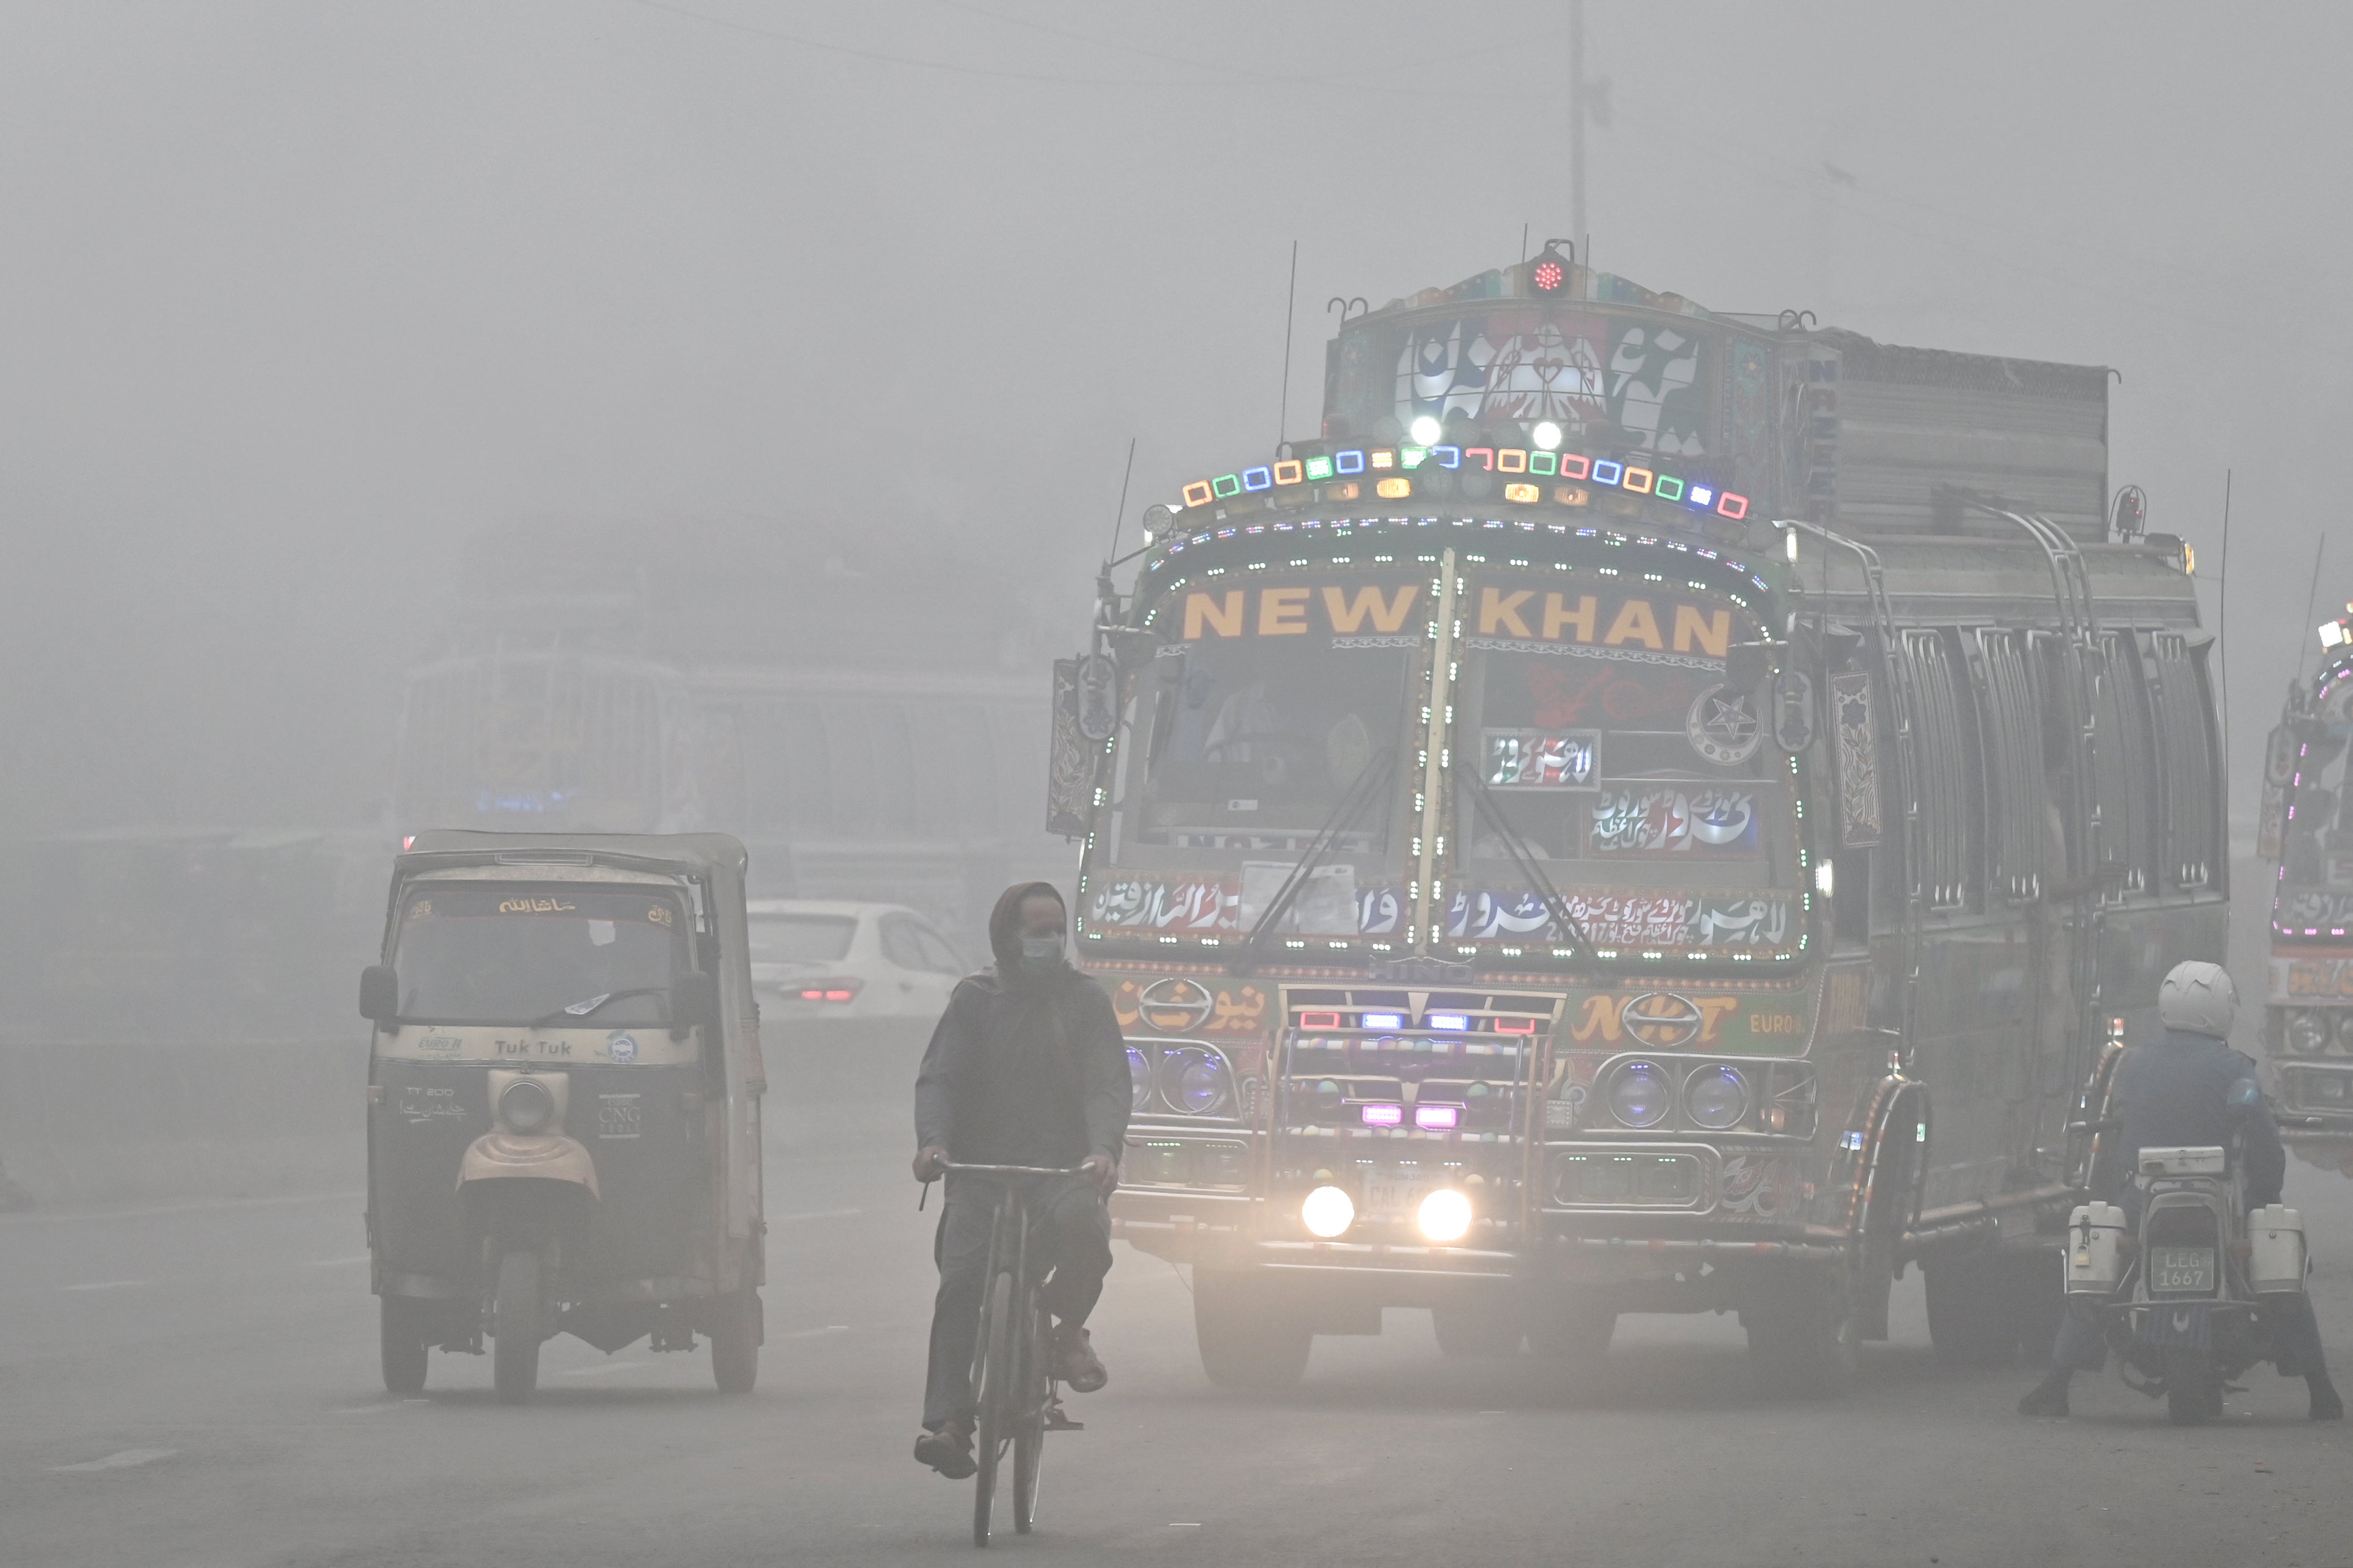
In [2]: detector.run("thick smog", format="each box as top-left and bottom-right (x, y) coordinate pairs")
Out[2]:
(6, 5), (2353, 1565)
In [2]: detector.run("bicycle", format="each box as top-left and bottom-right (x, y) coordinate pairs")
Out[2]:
(937, 1162), (1087, 1547)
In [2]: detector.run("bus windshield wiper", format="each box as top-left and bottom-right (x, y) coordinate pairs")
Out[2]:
(1462, 765), (1593, 952)
(1231, 750), (1397, 975)
(532, 985), (670, 1028)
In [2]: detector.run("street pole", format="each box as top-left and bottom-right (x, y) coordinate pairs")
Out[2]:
(1568, 0), (1587, 244)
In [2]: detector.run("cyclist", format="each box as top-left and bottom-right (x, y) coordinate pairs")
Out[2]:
(911, 881), (1129, 1478)
(2020, 961), (2342, 1419)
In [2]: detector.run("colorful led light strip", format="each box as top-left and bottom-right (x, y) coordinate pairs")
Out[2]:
(1178, 449), (1748, 521)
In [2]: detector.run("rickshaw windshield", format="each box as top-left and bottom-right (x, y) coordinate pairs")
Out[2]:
(392, 885), (691, 1026)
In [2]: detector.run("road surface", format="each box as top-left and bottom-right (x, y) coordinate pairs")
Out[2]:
(7, 1105), (2353, 1568)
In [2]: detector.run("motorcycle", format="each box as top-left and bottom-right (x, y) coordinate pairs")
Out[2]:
(2066, 1144), (2309, 1424)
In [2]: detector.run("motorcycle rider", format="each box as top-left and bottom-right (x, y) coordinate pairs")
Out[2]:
(909, 882), (1128, 1478)
(2020, 961), (2342, 1419)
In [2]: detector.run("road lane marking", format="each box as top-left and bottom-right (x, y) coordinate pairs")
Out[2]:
(561, 1361), (649, 1377)
(774, 1324), (851, 1339)
(62, 1279), (153, 1292)
(50, 1448), (177, 1473)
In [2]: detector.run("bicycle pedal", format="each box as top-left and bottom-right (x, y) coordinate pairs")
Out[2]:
(1044, 1408), (1085, 1431)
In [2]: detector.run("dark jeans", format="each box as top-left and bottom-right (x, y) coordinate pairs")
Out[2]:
(2052, 1289), (2328, 1378)
(921, 1172), (1112, 1429)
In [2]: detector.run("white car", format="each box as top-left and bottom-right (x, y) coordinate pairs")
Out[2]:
(747, 900), (970, 1036)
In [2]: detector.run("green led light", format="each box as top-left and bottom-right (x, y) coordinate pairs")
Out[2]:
(1401, 446), (1429, 468)
(1654, 475), (1685, 501)
(1212, 474), (1242, 498)
(1529, 451), (1559, 476)
(1305, 455), (1334, 481)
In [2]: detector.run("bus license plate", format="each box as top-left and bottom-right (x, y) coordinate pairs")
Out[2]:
(1365, 1178), (1427, 1216)
(2150, 1246), (2215, 1293)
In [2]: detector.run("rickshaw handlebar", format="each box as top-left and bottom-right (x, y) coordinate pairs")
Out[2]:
(935, 1162), (1089, 1177)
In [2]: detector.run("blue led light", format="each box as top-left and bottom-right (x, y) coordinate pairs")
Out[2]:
(1241, 466), (1272, 492)
(1688, 485), (1714, 507)
(1360, 1011), (1405, 1030)
(1433, 446), (1461, 469)
(1334, 449), (1367, 475)
(1427, 1013), (1471, 1032)
(1591, 459), (1623, 486)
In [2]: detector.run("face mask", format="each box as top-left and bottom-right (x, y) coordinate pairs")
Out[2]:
(1019, 931), (1065, 969)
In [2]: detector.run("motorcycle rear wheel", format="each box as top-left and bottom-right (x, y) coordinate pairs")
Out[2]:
(2165, 1347), (2222, 1426)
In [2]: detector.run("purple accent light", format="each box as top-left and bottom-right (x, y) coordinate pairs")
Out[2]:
(1360, 1104), (1404, 1127)
(1428, 1013), (1471, 1032)
(1415, 1104), (1461, 1130)
(1360, 1011), (1406, 1030)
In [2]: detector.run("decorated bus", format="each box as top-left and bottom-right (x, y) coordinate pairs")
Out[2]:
(1061, 249), (2224, 1394)
(2260, 613), (2353, 1173)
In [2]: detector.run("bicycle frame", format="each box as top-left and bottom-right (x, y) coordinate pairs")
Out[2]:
(940, 1163), (1084, 1547)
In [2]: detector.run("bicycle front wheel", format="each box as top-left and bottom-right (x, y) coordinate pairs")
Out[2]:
(973, 1270), (1015, 1547)
(1012, 1302), (1048, 1534)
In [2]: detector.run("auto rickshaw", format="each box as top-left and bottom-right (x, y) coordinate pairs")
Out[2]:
(360, 831), (766, 1402)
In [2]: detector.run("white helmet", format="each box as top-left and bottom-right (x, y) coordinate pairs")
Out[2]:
(2158, 961), (2238, 1039)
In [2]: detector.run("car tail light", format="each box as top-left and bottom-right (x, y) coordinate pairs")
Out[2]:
(795, 978), (864, 1004)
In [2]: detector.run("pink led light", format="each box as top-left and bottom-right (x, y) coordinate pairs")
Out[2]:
(1415, 1105), (1461, 1130)
(1360, 1104), (1403, 1127)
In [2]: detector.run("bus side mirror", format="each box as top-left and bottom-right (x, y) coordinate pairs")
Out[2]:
(359, 965), (398, 1024)
(671, 971), (720, 1039)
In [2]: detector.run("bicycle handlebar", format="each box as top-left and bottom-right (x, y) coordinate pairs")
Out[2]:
(935, 1162), (1089, 1176)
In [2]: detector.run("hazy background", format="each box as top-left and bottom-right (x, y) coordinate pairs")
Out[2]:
(1, 0), (2340, 836)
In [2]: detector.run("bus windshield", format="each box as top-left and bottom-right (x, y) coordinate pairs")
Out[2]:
(2278, 696), (2353, 941)
(1450, 574), (1797, 953)
(1086, 571), (1424, 941)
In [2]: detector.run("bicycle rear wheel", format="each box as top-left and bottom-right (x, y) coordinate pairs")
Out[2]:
(973, 1270), (1015, 1547)
(1012, 1301), (1048, 1534)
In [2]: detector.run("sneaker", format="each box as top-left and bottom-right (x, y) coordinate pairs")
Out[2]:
(1055, 1325), (1108, 1393)
(2017, 1371), (2072, 1418)
(913, 1421), (977, 1479)
(2311, 1379), (2344, 1422)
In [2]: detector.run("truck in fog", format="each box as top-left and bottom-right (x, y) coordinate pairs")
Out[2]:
(1065, 251), (2225, 1392)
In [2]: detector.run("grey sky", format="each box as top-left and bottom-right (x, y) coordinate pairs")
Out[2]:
(1, 1), (2340, 829)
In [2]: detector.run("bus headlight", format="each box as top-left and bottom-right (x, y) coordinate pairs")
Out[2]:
(1417, 1188), (1474, 1243)
(1606, 1061), (1675, 1128)
(1301, 1185), (1355, 1238)
(1684, 1064), (1751, 1130)
(1159, 1046), (1234, 1117)
(2287, 1010), (2333, 1057)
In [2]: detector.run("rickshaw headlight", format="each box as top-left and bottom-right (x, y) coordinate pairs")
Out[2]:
(499, 1077), (557, 1135)
(1126, 1046), (1154, 1111)
(1301, 1184), (1355, 1237)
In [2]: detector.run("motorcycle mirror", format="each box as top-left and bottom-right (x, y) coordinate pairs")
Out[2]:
(670, 971), (720, 1040)
(358, 964), (398, 1024)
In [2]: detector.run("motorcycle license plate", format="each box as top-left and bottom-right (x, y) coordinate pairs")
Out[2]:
(2149, 1246), (2216, 1293)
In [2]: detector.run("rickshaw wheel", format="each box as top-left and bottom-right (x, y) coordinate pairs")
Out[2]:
(380, 1296), (427, 1395)
(492, 1250), (543, 1405)
(710, 1288), (762, 1395)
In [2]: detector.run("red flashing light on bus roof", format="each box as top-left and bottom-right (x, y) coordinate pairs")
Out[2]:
(1529, 240), (1574, 296)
